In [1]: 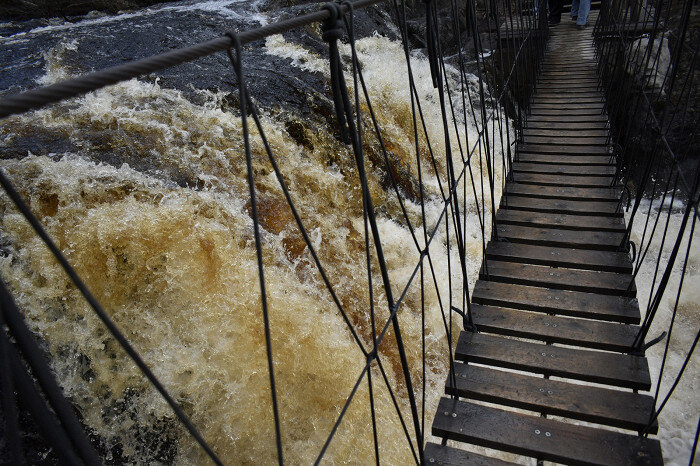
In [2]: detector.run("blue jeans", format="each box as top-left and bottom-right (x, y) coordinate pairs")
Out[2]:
(570, 0), (591, 26)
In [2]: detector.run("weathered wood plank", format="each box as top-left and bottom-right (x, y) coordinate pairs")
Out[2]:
(535, 87), (601, 95)
(496, 209), (626, 232)
(505, 183), (621, 201)
(536, 89), (601, 96)
(538, 72), (599, 80)
(423, 442), (516, 466)
(502, 195), (621, 216)
(445, 363), (657, 432)
(525, 120), (609, 130)
(535, 89), (601, 95)
(485, 242), (633, 273)
(533, 96), (604, 105)
(472, 281), (640, 323)
(526, 113), (608, 123)
(529, 107), (605, 116)
(496, 224), (624, 250)
(541, 65), (598, 72)
(531, 102), (606, 111)
(432, 399), (662, 464)
(512, 162), (615, 176)
(470, 304), (639, 351)
(481, 260), (636, 296)
(517, 143), (609, 155)
(455, 332), (651, 389)
(522, 128), (608, 138)
(522, 135), (609, 146)
(510, 172), (617, 188)
(532, 97), (601, 104)
(516, 153), (613, 165)
(536, 81), (599, 89)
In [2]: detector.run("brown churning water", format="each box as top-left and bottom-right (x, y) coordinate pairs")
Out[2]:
(0, 34), (504, 463)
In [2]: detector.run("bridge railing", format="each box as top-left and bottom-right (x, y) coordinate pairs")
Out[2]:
(0, 0), (547, 463)
(595, 0), (699, 451)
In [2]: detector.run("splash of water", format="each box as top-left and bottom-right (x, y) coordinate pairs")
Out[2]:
(0, 32), (504, 463)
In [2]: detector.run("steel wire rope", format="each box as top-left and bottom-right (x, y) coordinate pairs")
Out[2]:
(225, 34), (284, 465)
(644, 209), (696, 434)
(0, 283), (22, 463)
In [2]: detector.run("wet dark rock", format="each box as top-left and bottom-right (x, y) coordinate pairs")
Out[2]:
(0, 129), (78, 160)
(0, 0), (172, 21)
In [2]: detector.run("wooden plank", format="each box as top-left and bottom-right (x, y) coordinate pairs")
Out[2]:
(535, 88), (601, 95)
(535, 87), (600, 94)
(480, 260), (636, 296)
(541, 65), (597, 72)
(495, 224), (624, 250)
(502, 195), (621, 216)
(521, 136), (608, 146)
(538, 71), (598, 79)
(454, 332), (651, 389)
(543, 60), (598, 67)
(529, 107), (605, 116)
(536, 86), (600, 93)
(505, 183), (621, 201)
(472, 281), (640, 323)
(521, 128), (608, 138)
(531, 102), (605, 111)
(516, 153), (613, 165)
(485, 242), (633, 273)
(496, 209), (626, 232)
(536, 82), (599, 88)
(532, 96), (604, 105)
(536, 80), (599, 88)
(445, 363), (657, 432)
(423, 442), (516, 466)
(470, 303), (639, 351)
(518, 143), (609, 155)
(526, 114), (608, 123)
(512, 162), (615, 176)
(534, 96), (604, 104)
(433, 399), (663, 464)
(544, 53), (597, 59)
(524, 120), (608, 130)
(510, 172), (617, 188)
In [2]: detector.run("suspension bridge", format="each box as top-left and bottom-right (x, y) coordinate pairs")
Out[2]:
(0, 0), (697, 464)
(429, 13), (663, 464)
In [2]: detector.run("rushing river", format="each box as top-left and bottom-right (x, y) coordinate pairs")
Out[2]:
(0, 1), (696, 464)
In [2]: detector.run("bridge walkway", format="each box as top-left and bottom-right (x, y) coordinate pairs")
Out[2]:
(426, 16), (665, 465)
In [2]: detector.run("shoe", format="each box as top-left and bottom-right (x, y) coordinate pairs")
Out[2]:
(576, 23), (587, 30)
(571, 15), (578, 21)
(548, 18), (561, 26)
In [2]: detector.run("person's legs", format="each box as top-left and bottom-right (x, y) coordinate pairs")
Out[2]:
(548, 0), (562, 23)
(576, 0), (591, 26)
(570, 0), (580, 20)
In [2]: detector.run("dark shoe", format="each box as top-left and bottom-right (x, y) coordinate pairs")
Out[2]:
(548, 17), (561, 26)
(576, 23), (587, 30)
(571, 15), (578, 21)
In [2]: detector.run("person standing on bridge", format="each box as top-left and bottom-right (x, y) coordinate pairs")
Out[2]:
(570, 0), (591, 29)
(547, 0), (563, 26)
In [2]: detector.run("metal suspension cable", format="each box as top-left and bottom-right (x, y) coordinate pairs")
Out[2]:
(225, 35), (284, 465)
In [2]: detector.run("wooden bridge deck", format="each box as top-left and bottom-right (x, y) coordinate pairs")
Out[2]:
(428, 18), (664, 465)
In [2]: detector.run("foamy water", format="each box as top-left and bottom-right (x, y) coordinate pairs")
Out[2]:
(0, 29), (506, 463)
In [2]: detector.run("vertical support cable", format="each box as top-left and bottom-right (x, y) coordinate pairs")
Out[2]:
(226, 34), (284, 466)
